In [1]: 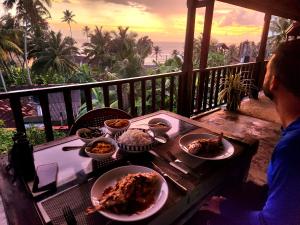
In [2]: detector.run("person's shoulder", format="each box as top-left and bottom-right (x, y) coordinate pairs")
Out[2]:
(275, 130), (300, 159)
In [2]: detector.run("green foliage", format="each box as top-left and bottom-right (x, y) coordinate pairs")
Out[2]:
(207, 52), (225, 67)
(268, 17), (292, 52)
(5, 66), (27, 85)
(0, 126), (66, 154)
(0, 128), (14, 153)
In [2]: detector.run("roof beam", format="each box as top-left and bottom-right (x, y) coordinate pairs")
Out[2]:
(217, 0), (300, 21)
(195, 0), (211, 8)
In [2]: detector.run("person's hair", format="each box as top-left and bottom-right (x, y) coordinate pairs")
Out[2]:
(271, 39), (300, 96)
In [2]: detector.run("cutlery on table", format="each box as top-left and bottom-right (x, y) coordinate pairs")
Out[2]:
(149, 150), (200, 178)
(151, 162), (188, 193)
(62, 146), (82, 151)
(62, 206), (77, 225)
(166, 151), (202, 179)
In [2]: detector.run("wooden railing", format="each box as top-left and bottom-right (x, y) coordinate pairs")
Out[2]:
(191, 62), (258, 115)
(0, 62), (265, 142)
(0, 72), (181, 141)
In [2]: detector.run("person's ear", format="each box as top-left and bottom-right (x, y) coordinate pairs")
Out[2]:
(270, 76), (279, 91)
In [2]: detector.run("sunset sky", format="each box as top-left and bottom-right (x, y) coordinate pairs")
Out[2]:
(1, 0), (265, 45)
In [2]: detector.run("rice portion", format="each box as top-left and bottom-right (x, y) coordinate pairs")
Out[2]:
(118, 129), (153, 146)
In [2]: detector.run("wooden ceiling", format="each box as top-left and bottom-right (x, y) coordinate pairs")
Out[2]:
(217, 0), (300, 21)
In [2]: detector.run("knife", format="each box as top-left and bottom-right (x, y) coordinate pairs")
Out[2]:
(149, 150), (201, 179)
(151, 162), (188, 193)
(166, 151), (202, 179)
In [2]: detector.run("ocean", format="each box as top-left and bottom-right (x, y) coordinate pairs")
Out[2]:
(145, 41), (184, 65)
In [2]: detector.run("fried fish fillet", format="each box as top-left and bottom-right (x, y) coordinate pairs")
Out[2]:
(97, 172), (159, 214)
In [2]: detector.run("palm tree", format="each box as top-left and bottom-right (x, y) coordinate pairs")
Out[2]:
(0, 27), (23, 91)
(62, 10), (76, 38)
(82, 26), (112, 69)
(32, 31), (78, 74)
(136, 36), (153, 61)
(268, 17), (292, 51)
(82, 25), (90, 41)
(153, 45), (161, 63)
(111, 26), (137, 60)
(3, 0), (52, 85)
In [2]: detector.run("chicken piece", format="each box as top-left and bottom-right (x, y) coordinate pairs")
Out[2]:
(187, 133), (223, 155)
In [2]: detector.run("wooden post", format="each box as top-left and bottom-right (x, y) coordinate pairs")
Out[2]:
(178, 0), (197, 116)
(197, 0), (215, 111)
(253, 13), (271, 98)
(200, 0), (215, 70)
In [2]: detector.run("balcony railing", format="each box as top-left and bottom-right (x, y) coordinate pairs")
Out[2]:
(0, 62), (265, 142)
(192, 62), (258, 115)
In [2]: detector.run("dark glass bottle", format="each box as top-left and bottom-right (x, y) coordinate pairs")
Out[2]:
(8, 132), (36, 181)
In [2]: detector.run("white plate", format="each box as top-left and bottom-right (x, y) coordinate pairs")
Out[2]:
(90, 165), (169, 222)
(179, 133), (234, 160)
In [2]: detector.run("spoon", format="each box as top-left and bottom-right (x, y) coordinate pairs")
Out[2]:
(62, 146), (82, 151)
(154, 136), (167, 144)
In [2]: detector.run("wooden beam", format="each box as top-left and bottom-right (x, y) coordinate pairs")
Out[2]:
(218, 0), (300, 21)
(257, 13), (271, 62)
(254, 13), (271, 98)
(179, 0), (197, 116)
(197, 0), (215, 111)
(195, 0), (210, 8)
(200, 0), (215, 70)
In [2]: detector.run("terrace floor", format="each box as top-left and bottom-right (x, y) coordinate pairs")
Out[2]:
(195, 93), (281, 185)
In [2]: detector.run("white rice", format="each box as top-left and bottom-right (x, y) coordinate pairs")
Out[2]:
(118, 129), (153, 146)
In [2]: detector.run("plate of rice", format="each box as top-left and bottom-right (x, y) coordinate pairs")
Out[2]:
(116, 129), (155, 153)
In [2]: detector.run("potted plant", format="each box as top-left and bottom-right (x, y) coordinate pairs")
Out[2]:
(218, 72), (254, 112)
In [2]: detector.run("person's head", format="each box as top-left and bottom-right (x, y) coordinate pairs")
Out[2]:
(263, 39), (300, 100)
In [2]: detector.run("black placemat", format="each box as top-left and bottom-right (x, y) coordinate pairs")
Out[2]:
(41, 178), (111, 225)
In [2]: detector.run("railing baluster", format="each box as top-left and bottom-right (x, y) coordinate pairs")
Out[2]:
(141, 80), (146, 115)
(151, 78), (156, 112)
(63, 90), (74, 129)
(39, 94), (54, 141)
(160, 78), (166, 109)
(84, 88), (93, 111)
(169, 76), (174, 112)
(117, 84), (123, 110)
(191, 71), (198, 114)
(129, 82), (136, 116)
(202, 71), (209, 112)
(9, 96), (25, 133)
(214, 68), (222, 107)
(209, 69), (216, 109)
(197, 70), (206, 113)
(103, 86), (110, 107)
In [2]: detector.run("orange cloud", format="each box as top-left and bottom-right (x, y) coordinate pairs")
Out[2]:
(47, 0), (264, 44)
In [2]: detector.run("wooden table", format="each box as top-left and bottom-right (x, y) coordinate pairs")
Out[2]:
(0, 110), (259, 225)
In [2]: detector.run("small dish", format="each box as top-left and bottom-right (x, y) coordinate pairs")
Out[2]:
(148, 118), (171, 136)
(76, 127), (105, 143)
(85, 137), (118, 161)
(104, 119), (130, 134)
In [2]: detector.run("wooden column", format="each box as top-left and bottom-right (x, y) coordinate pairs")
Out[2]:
(178, 0), (197, 116)
(254, 13), (271, 98)
(200, 0), (215, 70)
(197, 0), (215, 111)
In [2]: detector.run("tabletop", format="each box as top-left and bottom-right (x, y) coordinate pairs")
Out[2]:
(0, 110), (259, 225)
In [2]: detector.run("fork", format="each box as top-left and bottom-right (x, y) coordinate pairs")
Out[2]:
(62, 206), (77, 225)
